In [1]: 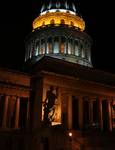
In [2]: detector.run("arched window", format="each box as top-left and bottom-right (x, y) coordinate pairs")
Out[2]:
(42, 21), (45, 26)
(60, 19), (65, 25)
(70, 21), (74, 26)
(50, 19), (55, 25)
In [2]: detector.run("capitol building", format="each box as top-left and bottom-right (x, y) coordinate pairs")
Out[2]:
(0, 1), (115, 150)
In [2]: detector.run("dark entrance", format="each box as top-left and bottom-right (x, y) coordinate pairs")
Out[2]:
(102, 100), (108, 130)
(72, 96), (79, 129)
(19, 98), (28, 129)
(93, 100), (98, 127)
(83, 100), (89, 129)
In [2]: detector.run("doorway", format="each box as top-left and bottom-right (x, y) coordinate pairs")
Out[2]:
(102, 100), (108, 130)
(83, 100), (89, 129)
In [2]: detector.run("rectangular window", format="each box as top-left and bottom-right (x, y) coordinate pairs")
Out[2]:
(47, 37), (52, 54)
(40, 39), (45, 54)
(75, 40), (79, 56)
(35, 40), (40, 56)
(60, 36), (66, 53)
(54, 37), (59, 53)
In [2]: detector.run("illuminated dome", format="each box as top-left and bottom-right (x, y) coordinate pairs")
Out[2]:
(33, 0), (85, 31)
(25, 0), (92, 67)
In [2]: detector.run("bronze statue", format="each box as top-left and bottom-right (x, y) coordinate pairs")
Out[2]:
(43, 86), (58, 126)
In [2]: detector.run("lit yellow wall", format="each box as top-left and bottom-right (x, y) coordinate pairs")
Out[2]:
(33, 12), (85, 31)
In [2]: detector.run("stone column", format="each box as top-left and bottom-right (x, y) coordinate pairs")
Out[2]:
(2, 95), (9, 128)
(98, 97), (103, 130)
(107, 99), (112, 131)
(68, 95), (72, 129)
(14, 97), (20, 129)
(78, 96), (83, 129)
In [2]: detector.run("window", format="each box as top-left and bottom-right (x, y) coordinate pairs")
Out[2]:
(54, 37), (59, 53)
(68, 38), (71, 54)
(68, 39), (73, 54)
(60, 36), (66, 53)
(77, 43), (81, 57)
(35, 40), (40, 55)
(40, 39), (45, 54)
(31, 42), (35, 57)
(70, 21), (74, 26)
(47, 37), (52, 54)
(42, 21), (45, 26)
(50, 19), (55, 25)
(75, 40), (79, 56)
(60, 19), (65, 25)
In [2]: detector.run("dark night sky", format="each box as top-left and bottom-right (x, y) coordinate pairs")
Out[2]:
(0, 0), (115, 73)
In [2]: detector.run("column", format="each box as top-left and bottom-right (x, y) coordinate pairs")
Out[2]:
(68, 95), (72, 129)
(14, 97), (20, 128)
(2, 95), (9, 128)
(107, 98), (112, 131)
(78, 96), (83, 129)
(98, 97), (103, 130)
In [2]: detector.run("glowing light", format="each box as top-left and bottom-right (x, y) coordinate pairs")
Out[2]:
(33, 12), (85, 31)
(40, 9), (76, 15)
(69, 132), (72, 137)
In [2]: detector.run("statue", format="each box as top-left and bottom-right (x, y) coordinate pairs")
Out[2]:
(43, 86), (58, 126)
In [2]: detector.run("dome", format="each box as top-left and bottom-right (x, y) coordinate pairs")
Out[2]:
(32, 0), (85, 31)
(25, 0), (92, 68)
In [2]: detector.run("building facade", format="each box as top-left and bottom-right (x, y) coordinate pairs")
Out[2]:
(0, 0), (115, 150)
